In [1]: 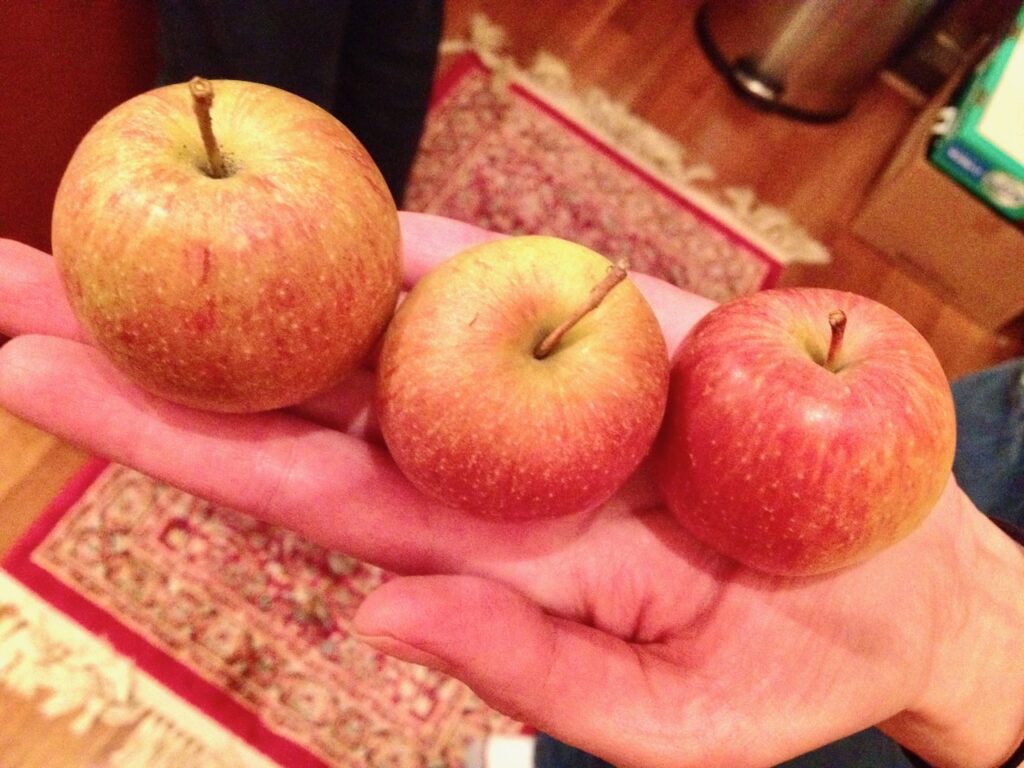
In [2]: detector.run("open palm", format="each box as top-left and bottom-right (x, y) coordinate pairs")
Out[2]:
(0, 213), (1007, 767)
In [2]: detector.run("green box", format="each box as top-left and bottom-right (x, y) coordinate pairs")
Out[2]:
(930, 8), (1024, 220)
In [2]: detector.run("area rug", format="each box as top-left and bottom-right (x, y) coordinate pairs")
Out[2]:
(1, 460), (522, 767)
(0, 25), (830, 768)
(407, 18), (831, 302)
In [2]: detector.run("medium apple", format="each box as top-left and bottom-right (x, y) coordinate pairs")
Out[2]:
(51, 77), (401, 412)
(376, 236), (670, 519)
(656, 287), (956, 576)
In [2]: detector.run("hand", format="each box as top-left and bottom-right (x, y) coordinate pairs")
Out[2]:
(1, 214), (1022, 768)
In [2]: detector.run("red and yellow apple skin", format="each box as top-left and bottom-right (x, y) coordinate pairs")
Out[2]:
(52, 79), (401, 413)
(376, 236), (670, 519)
(656, 288), (957, 576)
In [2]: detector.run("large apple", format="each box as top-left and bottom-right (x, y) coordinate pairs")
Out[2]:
(656, 288), (956, 576)
(376, 236), (670, 519)
(51, 77), (401, 412)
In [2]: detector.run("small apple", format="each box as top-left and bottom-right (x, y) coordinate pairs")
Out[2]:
(656, 288), (956, 576)
(51, 77), (401, 412)
(376, 236), (670, 519)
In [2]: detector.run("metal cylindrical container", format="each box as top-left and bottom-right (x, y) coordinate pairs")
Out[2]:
(696, 0), (942, 121)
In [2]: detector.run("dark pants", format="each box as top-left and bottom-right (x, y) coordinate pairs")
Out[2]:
(154, 0), (445, 205)
(537, 358), (1024, 767)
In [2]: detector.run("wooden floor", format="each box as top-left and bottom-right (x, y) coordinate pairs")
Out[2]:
(1, 1), (1021, 764)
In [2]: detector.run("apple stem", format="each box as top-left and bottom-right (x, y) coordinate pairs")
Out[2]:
(534, 259), (630, 360)
(189, 76), (227, 179)
(825, 310), (847, 370)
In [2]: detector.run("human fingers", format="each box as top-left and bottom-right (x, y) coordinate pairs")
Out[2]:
(354, 574), (702, 768)
(285, 369), (380, 441)
(0, 335), (588, 575)
(0, 238), (84, 341)
(397, 211), (504, 287)
(629, 272), (716, 360)
(0, 334), (435, 571)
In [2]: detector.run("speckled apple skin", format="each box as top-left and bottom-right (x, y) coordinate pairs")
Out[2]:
(52, 79), (401, 412)
(656, 288), (957, 576)
(377, 236), (670, 519)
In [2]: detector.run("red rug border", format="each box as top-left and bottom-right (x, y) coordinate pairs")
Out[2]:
(431, 52), (783, 288)
(3, 457), (107, 568)
(2, 458), (328, 768)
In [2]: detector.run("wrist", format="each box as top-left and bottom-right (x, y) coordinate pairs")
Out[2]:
(880, 486), (1024, 767)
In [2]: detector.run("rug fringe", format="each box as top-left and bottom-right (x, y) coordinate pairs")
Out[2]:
(0, 572), (278, 767)
(0, 590), (144, 735)
(441, 13), (831, 266)
(106, 713), (235, 768)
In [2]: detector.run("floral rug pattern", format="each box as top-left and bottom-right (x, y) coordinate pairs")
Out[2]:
(405, 59), (776, 303)
(29, 465), (518, 767)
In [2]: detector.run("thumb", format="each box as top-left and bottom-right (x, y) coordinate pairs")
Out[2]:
(353, 575), (673, 765)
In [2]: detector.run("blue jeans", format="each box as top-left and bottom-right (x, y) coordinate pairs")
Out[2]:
(950, 357), (1024, 526)
(536, 358), (1024, 767)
